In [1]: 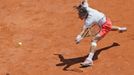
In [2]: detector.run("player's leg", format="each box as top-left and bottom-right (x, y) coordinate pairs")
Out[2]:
(80, 34), (101, 66)
(112, 26), (127, 32)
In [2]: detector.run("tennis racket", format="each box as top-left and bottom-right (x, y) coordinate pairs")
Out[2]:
(81, 24), (101, 38)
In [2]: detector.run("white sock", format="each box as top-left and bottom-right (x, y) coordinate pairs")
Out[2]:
(118, 27), (122, 30)
(87, 53), (94, 60)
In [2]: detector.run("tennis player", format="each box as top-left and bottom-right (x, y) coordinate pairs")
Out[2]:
(75, 0), (127, 67)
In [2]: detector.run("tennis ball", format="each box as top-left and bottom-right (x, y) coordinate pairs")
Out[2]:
(18, 42), (22, 46)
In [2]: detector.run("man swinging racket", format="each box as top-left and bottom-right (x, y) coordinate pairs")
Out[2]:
(75, 0), (127, 67)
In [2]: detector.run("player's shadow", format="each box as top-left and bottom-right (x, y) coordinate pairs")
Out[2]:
(54, 42), (120, 71)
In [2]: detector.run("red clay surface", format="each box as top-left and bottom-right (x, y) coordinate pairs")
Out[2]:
(0, 0), (134, 75)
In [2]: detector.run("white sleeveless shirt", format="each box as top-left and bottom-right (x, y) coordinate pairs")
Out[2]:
(82, 2), (106, 29)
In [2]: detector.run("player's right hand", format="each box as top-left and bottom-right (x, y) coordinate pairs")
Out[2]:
(75, 35), (83, 44)
(75, 40), (80, 44)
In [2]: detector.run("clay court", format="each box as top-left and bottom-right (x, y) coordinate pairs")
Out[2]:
(0, 0), (134, 75)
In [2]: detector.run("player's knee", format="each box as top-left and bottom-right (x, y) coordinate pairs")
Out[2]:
(91, 42), (97, 47)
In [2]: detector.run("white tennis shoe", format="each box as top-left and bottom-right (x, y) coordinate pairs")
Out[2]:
(118, 27), (127, 32)
(80, 59), (93, 67)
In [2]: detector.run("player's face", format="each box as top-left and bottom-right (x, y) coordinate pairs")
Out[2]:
(76, 5), (88, 20)
(79, 15), (85, 20)
(78, 13), (88, 20)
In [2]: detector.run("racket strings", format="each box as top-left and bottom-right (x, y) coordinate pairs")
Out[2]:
(86, 25), (101, 37)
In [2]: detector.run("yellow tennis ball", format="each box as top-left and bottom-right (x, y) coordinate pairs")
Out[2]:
(18, 42), (22, 45)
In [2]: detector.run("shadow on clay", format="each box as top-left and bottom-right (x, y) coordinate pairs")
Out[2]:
(54, 42), (120, 71)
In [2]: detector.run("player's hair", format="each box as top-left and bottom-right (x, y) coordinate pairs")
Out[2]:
(75, 4), (88, 19)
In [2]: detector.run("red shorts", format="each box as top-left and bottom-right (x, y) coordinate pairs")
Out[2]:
(98, 18), (112, 37)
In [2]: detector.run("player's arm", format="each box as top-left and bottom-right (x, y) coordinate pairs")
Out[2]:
(75, 19), (93, 44)
(80, 0), (91, 13)
(82, 0), (88, 3)
(79, 25), (88, 37)
(81, 0), (89, 7)
(75, 26), (88, 44)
